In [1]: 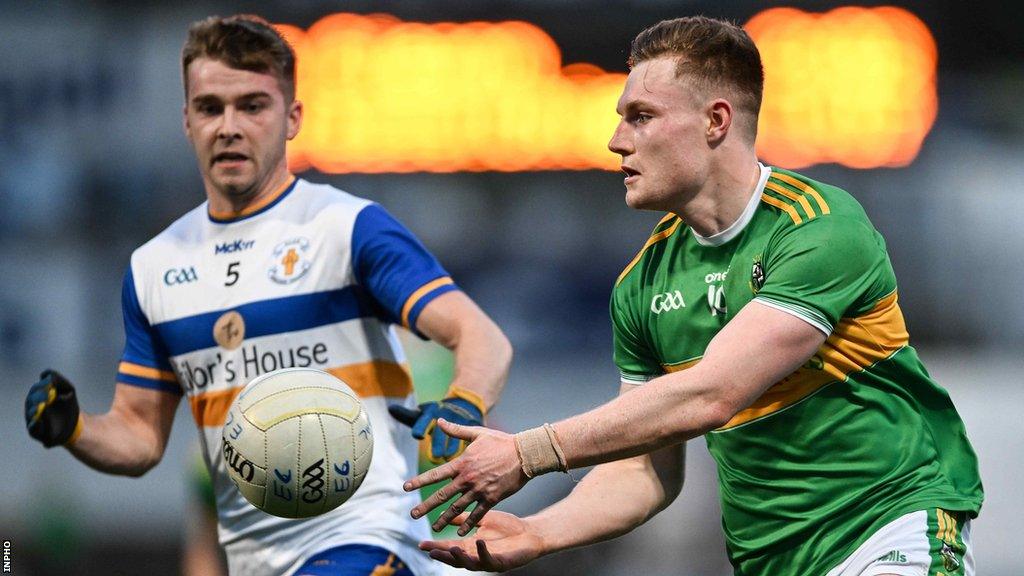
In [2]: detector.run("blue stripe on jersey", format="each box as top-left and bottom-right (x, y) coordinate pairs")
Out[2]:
(121, 267), (175, 371)
(352, 203), (454, 337)
(117, 372), (182, 394)
(154, 286), (378, 356)
(294, 544), (414, 575)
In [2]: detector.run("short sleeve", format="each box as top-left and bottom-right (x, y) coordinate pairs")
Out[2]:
(118, 267), (181, 394)
(610, 286), (662, 383)
(352, 204), (458, 338)
(753, 217), (896, 335)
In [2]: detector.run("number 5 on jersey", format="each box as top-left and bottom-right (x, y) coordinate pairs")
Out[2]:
(226, 262), (240, 286)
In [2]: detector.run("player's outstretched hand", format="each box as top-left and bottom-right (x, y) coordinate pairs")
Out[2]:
(389, 394), (485, 463)
(25, 369), (81, 448)
(420, 511), (544, 572)
(404, 419), (528, 535)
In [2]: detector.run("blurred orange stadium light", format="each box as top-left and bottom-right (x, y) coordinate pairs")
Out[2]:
(276, 14), (625, 174)
(746, 6), (938, 169)
(276, 8), (937, 174)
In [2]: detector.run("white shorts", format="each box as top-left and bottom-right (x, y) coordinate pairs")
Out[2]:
(826, 509), (973, 576)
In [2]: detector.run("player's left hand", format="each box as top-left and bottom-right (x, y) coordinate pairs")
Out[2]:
(388, 393), (484, 463)
(419, 511), (544, 572)
(25, 369), (82, 448)
(404, 419), (528, 534)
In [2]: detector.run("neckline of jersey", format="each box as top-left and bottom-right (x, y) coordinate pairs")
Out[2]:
(207, 174), (298, 224)
(691, 162), (771, 247)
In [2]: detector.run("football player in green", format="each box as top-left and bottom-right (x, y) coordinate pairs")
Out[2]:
(405, 16), (982, 576)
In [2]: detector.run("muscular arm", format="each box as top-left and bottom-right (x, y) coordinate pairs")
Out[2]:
(415, 290), (512, 410)
(68, 383), (180, 477)
(554, 301), (825, 467)
(408, 302), (825, 530)
(528, 385), (685, 553)
(419, 384), (685, 571)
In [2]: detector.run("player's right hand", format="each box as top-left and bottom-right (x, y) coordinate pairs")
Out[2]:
(405, 419), (529, 535)
(418, 511), (545, 572)
(25, 369), (82, 448)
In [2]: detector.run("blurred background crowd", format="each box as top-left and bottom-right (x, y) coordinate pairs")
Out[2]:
(1, 1), (1021, 574)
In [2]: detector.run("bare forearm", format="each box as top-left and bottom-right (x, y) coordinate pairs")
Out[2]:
(447, 316), (511, 410)
(405, 385), (686, 537)
(527, 457), (675, 555)
(552, 303), (827, 469)
(68, 409), (168, 476)
(419, 291), (512, 410)
(554, 370), (723, 469)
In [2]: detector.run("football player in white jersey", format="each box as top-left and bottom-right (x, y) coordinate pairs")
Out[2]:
(24, 14), (512, 576)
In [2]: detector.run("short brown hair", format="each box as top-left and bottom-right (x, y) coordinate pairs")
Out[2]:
(629, 17), (763, 136)
(182, 14), (296, 101)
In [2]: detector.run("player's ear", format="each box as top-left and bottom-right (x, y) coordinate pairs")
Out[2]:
(183, 104), (192, 137)
(706, 98), (733, 145)
(286, 99), (303, 140)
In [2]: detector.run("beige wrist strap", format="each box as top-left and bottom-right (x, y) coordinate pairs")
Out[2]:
(514, 423), (568, 478)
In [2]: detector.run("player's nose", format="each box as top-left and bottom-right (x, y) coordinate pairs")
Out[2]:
(217, 107), (243, 140)
(608, 121), (633, 156)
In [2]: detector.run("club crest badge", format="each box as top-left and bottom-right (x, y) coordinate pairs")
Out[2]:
(940, 542), (961, 572)
(213, 310), (245, 350)
(750, 255), (765, 294)
(269, 237), (312, 284)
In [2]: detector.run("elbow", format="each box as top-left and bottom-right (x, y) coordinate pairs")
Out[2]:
(120, 434), (167, 477)
(124, 450), (163, 477)
(124, 465), (153, 478)
(649, 477), (683, 518)
(698, 399), (737, 433)
(495, 331), (514, 373)
(663, 474), (684, 504)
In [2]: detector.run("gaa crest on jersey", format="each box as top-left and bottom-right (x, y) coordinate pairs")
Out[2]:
(269, 237), (312, 284)
(213, 310), (245, 350)
(651, 290), (686, 315)
(750, 256), (765, 294)
(164, 266), (198, 286)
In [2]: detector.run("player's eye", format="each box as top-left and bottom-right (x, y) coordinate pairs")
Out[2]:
(196, 103), (222, 116)
(242, 101), (267, 114)
(626, 111), (652, 125)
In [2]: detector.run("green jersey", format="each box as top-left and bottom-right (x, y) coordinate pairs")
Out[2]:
(611, 165), (983, 575)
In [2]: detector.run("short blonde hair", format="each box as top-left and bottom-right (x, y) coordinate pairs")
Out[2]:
(629, 17), (764, 138)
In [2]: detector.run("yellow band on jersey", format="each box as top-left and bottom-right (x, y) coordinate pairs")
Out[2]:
(400, 277), (455, 329)
(118, 361), (177, 382)
(188, 361), (415, 427)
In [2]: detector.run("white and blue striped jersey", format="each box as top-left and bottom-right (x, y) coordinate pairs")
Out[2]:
(116, 176), (456, 576)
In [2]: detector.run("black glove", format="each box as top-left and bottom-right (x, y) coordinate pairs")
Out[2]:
(25, 369), (81, 448)
(389, 392), (484, 464)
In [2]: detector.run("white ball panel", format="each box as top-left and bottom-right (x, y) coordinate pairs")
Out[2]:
(233, 470), (269, 509)
(227, 416), (266, 469)
(320, 413), (363, 510)
(246, 387), (361, 430)
(292, 413), (331, 517)
(262, 417), (300, 518)
(222, 368), (373, 519)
